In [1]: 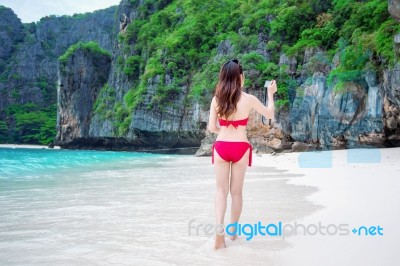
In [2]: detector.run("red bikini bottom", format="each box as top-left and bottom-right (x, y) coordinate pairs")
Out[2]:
(212, 141), (252, 166)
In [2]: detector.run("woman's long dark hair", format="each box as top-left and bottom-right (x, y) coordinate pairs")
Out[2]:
(214, 60), (243, 119)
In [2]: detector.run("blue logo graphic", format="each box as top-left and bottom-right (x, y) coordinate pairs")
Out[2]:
(187, 219), (384, 240)
(298, 147), (381, 168)
(351, 225), (383, 236)
(347, 147), (381, 164)
(298, 150), (332, 168)
(226, 221), (282, 241)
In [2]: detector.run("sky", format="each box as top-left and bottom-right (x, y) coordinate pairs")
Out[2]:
(0, 0), (121, 23)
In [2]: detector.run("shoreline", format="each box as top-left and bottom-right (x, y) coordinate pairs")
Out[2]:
(0, 146), (398, 264)
(1, 142), (398, 154)
(0, 143), (199, 154)
(0, 144), (62, 149)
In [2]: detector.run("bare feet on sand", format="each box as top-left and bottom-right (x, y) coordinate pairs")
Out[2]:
(214, 234), (226, 249)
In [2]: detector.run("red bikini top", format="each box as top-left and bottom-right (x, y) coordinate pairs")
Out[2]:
(218, 117), (249, 129)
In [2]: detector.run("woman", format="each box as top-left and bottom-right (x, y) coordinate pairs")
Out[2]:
(207, 59), (277, 249)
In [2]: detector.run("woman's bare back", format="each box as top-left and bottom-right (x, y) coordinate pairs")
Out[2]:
(215, 92), (252, 142)
(208, 83), (275, 142)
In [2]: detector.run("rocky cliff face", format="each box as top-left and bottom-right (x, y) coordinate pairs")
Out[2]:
(2, 1), (400, 153)
(0, 6), (24, 112)
(289, 68), (394, 149)
(0, 6), (116, 115)
(197, 45), (400, 155)
(280, 1), (399, 150)
(200, 1), (400, 154)
(0, 6), (24, 73)
(56, 48), (111, 146)
(55, 0), (204, 152)
(389, 0), (400, 22)
(58, 0), (400, 153)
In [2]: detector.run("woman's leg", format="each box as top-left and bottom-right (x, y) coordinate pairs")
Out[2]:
(228, 148), (250, 240)
(213, 148), (230, 249)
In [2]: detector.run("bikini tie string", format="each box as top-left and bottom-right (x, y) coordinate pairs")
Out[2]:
(226, 121), (238, 129)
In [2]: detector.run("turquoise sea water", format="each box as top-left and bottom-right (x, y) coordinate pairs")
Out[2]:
(0, 147), (164, 180)
(0, 147), (193, 264)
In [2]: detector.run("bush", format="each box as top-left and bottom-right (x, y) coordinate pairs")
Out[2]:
(1, 103), (57, 144)
(375, 19), (400, 66)
(123, 82), (148, 113)
(123, 55), (143, 77)
(59, 41), (111, 63)
(0, 120), (9, 142)
(93, 85), (116, 119)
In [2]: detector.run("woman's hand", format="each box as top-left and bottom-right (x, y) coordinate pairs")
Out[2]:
(267, 80), (277, 96)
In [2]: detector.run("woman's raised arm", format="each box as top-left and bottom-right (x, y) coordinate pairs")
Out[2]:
(250, 80), (277, 120)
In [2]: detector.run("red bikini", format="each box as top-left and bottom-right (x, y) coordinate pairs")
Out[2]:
(212, 117), (252, 166)
(218, 117), (249, 129)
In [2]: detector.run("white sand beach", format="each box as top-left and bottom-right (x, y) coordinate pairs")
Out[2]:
(0, 147), (398, 265)
(268, 147), (400, 266)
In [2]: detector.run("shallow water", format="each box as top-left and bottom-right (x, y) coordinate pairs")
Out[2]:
(0, 148), (320, 265)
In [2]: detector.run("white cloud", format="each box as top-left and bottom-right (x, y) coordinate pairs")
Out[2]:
(0, 0), (121, 23)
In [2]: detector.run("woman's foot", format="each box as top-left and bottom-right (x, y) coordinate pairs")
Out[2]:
(214, 234), (226, 249)
(228, 224), (237, 241)
(229, 234), (237, 241)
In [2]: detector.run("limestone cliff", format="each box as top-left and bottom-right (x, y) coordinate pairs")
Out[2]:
(0, 5), (116, 115)
(389, 0), (400, 22)
(288, 68), (397, 148)
(56, 0), (400, 153)
(56, 0), (204, 152)
(0, 6), (24, 73)
(56, 46), (111, 147)
(197, 47), (400, 154)
(1, 0), (400, 153)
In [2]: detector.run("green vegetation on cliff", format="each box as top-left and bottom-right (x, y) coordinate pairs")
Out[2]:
(59, 41), (111, 63)
(2, 0), (399, 144)
(115, 0), (399, 112)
